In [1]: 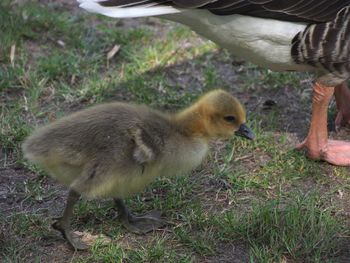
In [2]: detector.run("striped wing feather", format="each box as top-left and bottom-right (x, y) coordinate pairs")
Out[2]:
(99, 0), (350, 22)
(292, 6), (350, 80)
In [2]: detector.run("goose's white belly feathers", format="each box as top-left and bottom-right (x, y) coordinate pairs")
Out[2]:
(166, 10), (314, 72)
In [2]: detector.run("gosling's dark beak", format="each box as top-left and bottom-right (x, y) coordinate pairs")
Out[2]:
(235, 123), (255, 140)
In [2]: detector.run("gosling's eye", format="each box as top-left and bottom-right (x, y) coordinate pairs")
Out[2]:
(224, 116), (236, 122)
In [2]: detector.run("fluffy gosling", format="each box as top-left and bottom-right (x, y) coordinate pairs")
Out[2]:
(22, 89), (254, 250)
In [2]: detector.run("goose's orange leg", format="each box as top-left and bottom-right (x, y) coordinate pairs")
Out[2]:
(297, 82), (350, 166)
(334, 82), (350, 131)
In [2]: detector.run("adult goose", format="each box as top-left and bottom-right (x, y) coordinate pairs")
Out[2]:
(78, 0), (350, 166)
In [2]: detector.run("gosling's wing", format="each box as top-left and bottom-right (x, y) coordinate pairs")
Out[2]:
(130, 125), (165, 165)
(78, 0), (350, 22)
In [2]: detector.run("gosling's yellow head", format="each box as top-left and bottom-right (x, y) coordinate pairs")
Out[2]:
(189, 89), (254, 140)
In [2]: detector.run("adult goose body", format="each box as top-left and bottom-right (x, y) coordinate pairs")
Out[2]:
(78, 0), (350, 166)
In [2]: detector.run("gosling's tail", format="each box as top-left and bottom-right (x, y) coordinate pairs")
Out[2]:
(22, 134), (48, 164)
(78, 0), (181, 18)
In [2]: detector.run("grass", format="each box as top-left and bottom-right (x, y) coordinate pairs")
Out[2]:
(1, 1), (349, 262)
(217, 193), (341, 262)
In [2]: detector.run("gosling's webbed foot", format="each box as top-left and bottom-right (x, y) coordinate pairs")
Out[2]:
(114, 199), (166, 234)
(52, 218), (89, 250)
(120, 210), (166, 234)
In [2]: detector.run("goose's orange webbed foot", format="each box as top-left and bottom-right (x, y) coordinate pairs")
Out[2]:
(297, 82), (350, 166)
(297, 139), (350, 166)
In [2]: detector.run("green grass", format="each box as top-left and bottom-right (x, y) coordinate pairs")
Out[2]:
(216, 193), (341, 262)
(77, 237), (194, 263)
(1, 1), (349, 262)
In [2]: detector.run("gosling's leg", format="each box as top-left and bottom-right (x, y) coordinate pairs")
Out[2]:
(52, 190), (89, 250)
(297, 82), (350, 166)
(114, 198), (166, 234)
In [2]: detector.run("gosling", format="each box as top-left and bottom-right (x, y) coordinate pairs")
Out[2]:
(22, 89), (254, 250)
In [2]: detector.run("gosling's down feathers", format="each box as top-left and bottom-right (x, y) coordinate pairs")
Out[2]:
(22, 89), (253, 250)
(22, 89), (253, 199)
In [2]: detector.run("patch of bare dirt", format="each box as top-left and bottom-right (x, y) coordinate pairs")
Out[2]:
(0, 165), (68, 215)
(203, 242), (249, 263)
(0, 166), (70, 262)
